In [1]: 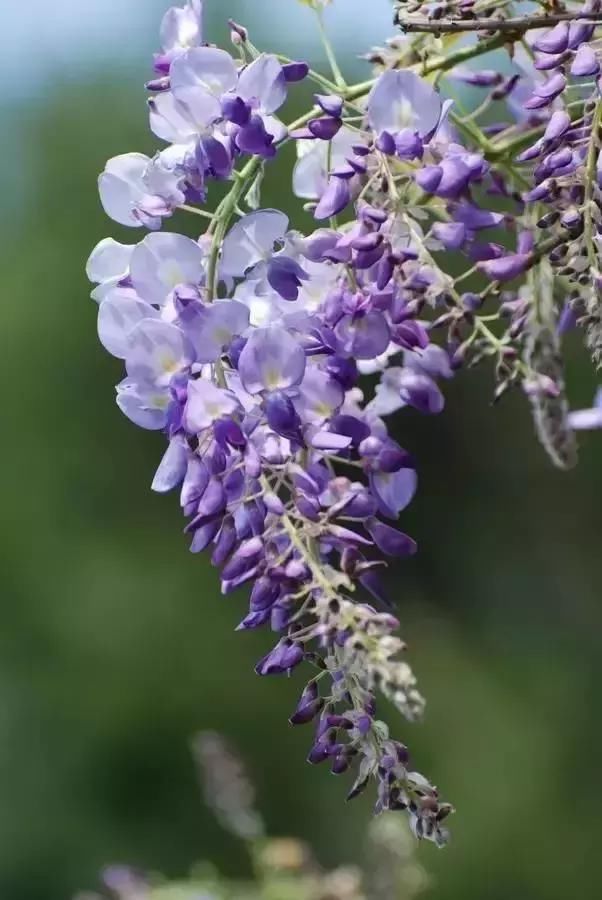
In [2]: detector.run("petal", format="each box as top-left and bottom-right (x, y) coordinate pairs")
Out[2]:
(126, 319), (193, 386)
(97, 292), (158, 359)
(368, 70), (442, 138)
(237, 54), (287, 114)
(237, 326), (306, 394)
(86, 238), (134, 284)
(567, 408), (602, 429)
(220, 209), (289, 277)
(130, 232), (205, 305)
(314, 176), (350, 220)
(151, 436), (189, 493)
(184, 378), (240, 432)
(171, 46), (237, 101)
(371, 468), (418, 518)
(98, 153), (150, 227)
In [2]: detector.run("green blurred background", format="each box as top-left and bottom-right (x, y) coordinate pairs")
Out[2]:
(2, 1), (601, 898)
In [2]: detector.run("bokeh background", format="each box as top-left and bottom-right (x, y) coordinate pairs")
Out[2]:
(2, 1), (601, 898)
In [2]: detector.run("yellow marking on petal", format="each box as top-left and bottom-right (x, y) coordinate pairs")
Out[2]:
(265, 368), (282, 390)
(314, 402), (332, 418)
(159, 352), (180, 374)
(161, 261), (185, 289)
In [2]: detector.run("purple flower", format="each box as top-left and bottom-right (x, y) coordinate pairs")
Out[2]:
(366, 518), (417, 557)
(571, 43), (600, 76)
(266, 256), (309, 301)
(368, 70), (443, 141)
(155, 0), (203, 71)
(567, 388), (602, 429)
(532, 22), (570, 54)
(97, 292), (158, 360)
(170, 47), (238, 128)
(542, 110), (571, 143)
(237, 326), (306, 394)
(371, 467), (417, 518)
(478, 253), (530, 282)
(308, 116), (342, 141)
(98, 153), (185, 229)
(126, 318), (193, 388)
(449, 66), (502, 87)
(524, 72), (567, 109)
(335, 312), (390, 360)
(130, 232), (205, 305)
(184, 379), (241, 433)
(294, 368), (344, 425)
(314, 176), (351, 220)
(152, 436), (189, 493)
(189, 300), (250, 363)
(315, 94), (344, 117)
(221, 209), (289, 278)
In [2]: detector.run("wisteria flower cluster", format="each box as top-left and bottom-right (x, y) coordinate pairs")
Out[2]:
(87, 0), (602, 845)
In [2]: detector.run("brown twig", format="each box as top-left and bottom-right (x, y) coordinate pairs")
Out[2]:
(395, 11), (602, 34)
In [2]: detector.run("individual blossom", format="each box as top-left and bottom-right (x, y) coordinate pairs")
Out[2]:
(567, 387), (602, 429)
(153, 0), (204, 74)
(98, 152), (187, 229)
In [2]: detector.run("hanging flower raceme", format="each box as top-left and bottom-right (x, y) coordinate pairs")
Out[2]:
(86, 0), (602, 846)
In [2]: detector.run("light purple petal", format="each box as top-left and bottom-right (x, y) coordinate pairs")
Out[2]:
(171, 47), (238, 122)
(151, 436), (189, 493)
(116, 379), (169, 430)
(294, 367), (344, 424)
(97, 292), (159, 359)
(371, 468), (418, 518)
(98, 154), (150, 227)
(160, 0), (203, 54)
(191, 300), (250, 362)
(86, 238), (134, 285)
(126, 319), (193, 386)
(149, 91), (198, 143)
(130, 232), (205, 305)
(314, 176), (351, 220)
(237, 54), (287, 114)
(368, 70), (442, 139)
(220, 209), (289, 277)
(238, 326), (306, 394)
(184, 378), (240, 432)
(310, 431), (353, 450)
(567, 407), (602, 429)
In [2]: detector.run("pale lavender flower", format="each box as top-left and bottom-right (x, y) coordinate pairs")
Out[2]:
(190, 300), (250, 363)
(237, 326), (306, 394)
(116, 378), (171, 430)
(293, 126), (358, 200)
(184, 379), (241, 432)
(97, 291), (159, 359)
(368, 70), (443, 141)
(567, 388), (602, 429)
(220, 209), (289, 278)
(155, 0), (204, 71)
(130, 232), (205, 305)
(86, 239), (135, 302)
(125, 319), (193, 388)
(170, 47), (239, 128)
(98, 152), (185, 229)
